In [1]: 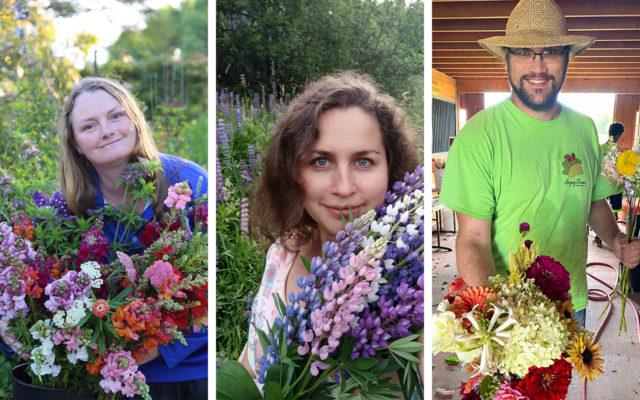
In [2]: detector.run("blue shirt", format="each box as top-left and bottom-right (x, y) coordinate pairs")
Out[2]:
(94, 154), (208, 382)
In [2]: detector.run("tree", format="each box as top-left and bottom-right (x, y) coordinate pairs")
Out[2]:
(216, 0), (424, 99)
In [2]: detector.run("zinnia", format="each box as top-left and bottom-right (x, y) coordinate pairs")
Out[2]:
(514, 358), (572, 400)
(616, 149), (640, 176)
(525, 255), (570, 301)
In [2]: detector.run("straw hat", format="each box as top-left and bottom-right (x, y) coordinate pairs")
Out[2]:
(478, 0), (596, 60)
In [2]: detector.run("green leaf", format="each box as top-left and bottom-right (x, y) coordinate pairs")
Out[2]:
(301, 256), (311, 273)
(263, 381), (285, 400)
(110, 285), (133, 304)
(444, 356), (460, 365)
(216, 360), (262, 400)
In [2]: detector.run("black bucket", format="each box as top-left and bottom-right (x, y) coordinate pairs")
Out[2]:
(10, 363), (94, 400)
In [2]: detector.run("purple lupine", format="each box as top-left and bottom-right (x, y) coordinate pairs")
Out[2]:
(216, 154), (226, 204)
(49, 191), (75, 221)
(262, 115), (267, 129)
(270, 123), (276, 134)
(268, 94), (274, 113)
(240, 160), (251, 186)
(235, 94), (241, 108)
(247, 145), (257, 173)
(234, 108), (243, 135)
(0, 173), (14, 197)
(240, 198), (249, 238)
(217, 119), (232, 171)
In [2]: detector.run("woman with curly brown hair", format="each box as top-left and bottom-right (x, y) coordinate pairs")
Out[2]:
(239, 71), (421, 381)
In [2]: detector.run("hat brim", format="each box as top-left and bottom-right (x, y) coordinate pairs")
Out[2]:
(478, 31), (596, 60)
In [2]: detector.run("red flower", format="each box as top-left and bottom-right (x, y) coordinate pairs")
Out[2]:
(140, 221), (162, 248)
(443, 275), (468, 304)
(155, 245), (174, 260)
(564, 153), (576, 163)
(526, 255), (570, 301)
(515, 358), (572, 400)
(92, 299), (110, 317)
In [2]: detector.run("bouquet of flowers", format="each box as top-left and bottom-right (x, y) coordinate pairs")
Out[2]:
(601, 137), (640, 332)
(433, 223), (604, 400)
(0, 159), (208, 400)
(217, 166), (425, 399)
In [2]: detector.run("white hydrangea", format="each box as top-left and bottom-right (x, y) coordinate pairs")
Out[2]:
(494, 280), (570, 376)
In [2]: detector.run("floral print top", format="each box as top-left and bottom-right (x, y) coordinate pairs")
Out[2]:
(240, 240), (295, 376)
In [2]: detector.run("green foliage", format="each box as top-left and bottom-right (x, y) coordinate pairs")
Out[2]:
(0, 352), (16, 400)
(217, 0), (423, 100)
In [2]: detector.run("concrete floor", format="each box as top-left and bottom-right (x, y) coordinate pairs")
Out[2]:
(431, 210), (640, 400)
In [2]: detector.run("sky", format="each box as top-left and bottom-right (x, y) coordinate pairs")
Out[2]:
(44, 0), (182, 68)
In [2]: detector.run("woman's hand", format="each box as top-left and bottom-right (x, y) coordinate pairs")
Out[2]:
(138, 347), (161, 365)
(0, 317), (30, 360)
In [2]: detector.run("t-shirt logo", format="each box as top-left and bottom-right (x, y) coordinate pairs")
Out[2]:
(562, 153), (584, 178)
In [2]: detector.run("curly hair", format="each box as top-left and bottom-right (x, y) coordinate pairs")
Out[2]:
(252, 71), (420, 251)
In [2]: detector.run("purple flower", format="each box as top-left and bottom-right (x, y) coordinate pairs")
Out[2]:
(524, 239), (533, 249)
(519, 222), (530, 234)
(526, 255), (571, 301)
(240, 198), (249, 238)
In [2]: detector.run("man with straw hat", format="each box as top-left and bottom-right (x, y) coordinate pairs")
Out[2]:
(439, 0), (640, 326)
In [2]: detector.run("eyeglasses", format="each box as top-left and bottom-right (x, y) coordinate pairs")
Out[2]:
(506, 47), (568, 64)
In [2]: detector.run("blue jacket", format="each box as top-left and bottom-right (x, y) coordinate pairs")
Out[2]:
(94, 154), (208, 382)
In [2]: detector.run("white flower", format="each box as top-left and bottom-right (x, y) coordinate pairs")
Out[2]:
(371, 220), (391, 237)
(432, 310), (459, 353)
(80, 261), (102, 279)
(398, 212), (409, 224)
(52, 311), (65, 328)
(396, 237), (408, 249)
(406, 224), (419, 236)
(68, 346), (89, 364)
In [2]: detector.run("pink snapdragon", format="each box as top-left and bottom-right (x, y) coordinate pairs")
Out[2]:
(164, 181), (192, 210)
(99, 350), (146, 397)
(117, 251), (137, 282)
(0, 268), (29, 319)
(53, 327), (83, 350)
(144, 260), (182, 298)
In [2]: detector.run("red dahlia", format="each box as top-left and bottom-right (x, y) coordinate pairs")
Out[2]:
(526, 255), (570, 301)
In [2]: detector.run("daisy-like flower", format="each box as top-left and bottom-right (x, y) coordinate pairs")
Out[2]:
(556, 300), (579, 333)
(616, 149), (640, 176)
(514, 358), (572, 400)
(525, 255), (570, 301)
(566, 331), (604, 382)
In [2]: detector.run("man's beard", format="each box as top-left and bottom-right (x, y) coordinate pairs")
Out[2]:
(507, 60), (568, 112)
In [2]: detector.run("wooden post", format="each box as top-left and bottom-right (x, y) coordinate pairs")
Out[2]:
(613, 94), (640, 149)
(458, 93), (485, 121)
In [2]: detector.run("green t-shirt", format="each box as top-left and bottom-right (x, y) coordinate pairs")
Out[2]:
(440, 99), (614, 312)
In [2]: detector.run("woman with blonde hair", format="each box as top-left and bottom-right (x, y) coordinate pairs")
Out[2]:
(58, 76), (208, 399)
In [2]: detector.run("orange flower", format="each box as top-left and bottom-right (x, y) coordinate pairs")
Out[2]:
(451, 286), (495, 318)
(86, 355), (105, 375)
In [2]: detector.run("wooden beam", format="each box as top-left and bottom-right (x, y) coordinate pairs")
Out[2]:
(455, 77), (640, 93)
(432, 69), (457, 101)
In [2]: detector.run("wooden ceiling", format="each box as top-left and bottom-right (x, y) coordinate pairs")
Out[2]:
(433, 0), (640, 93)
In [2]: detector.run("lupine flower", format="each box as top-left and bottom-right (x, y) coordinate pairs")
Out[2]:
(240, 198), (249, 238)
(234, 108), (243, 135)
(240, 159), (251, 186)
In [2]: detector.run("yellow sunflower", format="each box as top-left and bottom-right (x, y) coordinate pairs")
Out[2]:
(616, 150), (640, 176)
(566, 332), (604, 381)
(556, 300), (579, 333)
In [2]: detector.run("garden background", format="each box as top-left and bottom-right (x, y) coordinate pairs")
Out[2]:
(216, 0), (425, 367)
(0, 0), (207, 397)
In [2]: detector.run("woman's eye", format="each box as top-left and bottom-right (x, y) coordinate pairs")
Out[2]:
(356, 159), (371, 167)
(82, 124), (95, 132)
(112, 112), (123, 120)
(313, 158), (329, 167)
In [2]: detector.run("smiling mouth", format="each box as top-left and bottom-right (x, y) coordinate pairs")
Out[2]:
(327, 206), (361, 218)
(100, 138), (122, 148)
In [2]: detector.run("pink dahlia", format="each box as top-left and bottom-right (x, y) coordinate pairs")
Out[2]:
(526, 255), (570, 301)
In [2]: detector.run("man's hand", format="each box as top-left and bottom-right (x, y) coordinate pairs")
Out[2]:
(0, 317), (29, 360)
(618, 234), (640, 268)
